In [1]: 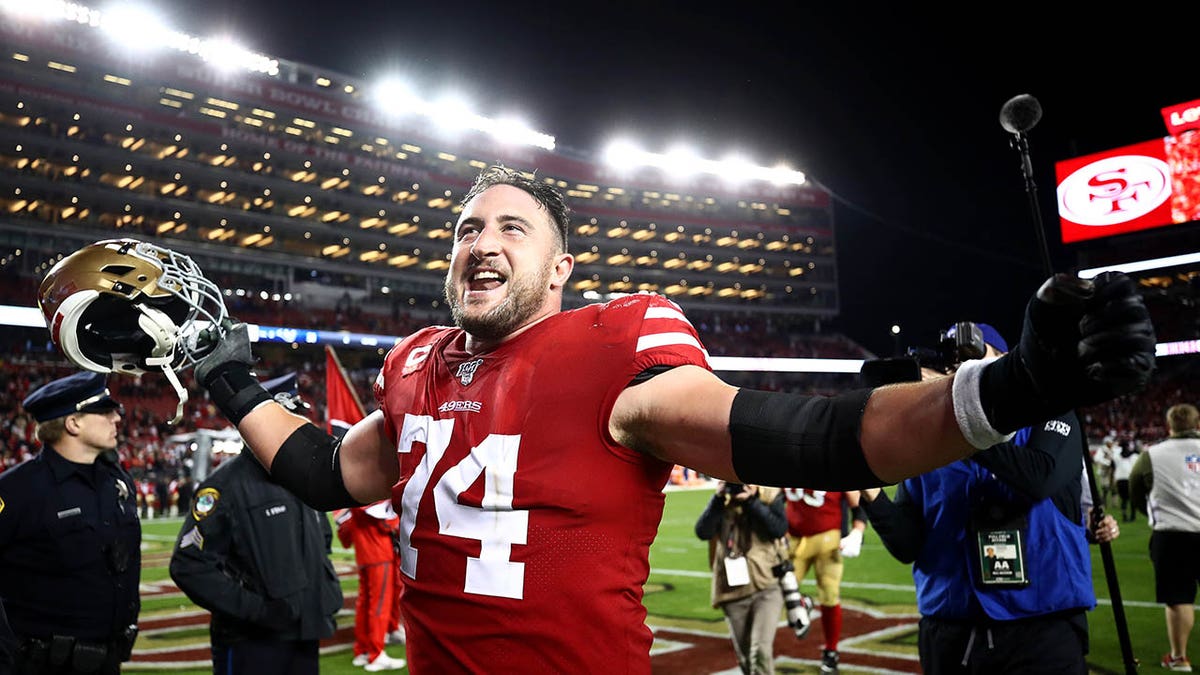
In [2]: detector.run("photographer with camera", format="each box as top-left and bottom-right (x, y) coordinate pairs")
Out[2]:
(860, 323), (1120, 674)
(695, 481), (812, 674)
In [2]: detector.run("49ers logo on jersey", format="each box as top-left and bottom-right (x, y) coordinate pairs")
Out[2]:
(455, 359), (483, 386)
(438, 400), (482, 413)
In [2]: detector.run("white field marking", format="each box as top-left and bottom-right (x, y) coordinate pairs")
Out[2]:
(650, 569), (1176, 609)
(775, 655), (918, 675)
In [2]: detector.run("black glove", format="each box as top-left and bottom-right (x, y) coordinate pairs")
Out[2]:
(980, 271), (1156, 434)
(194, 319), (254, 384)
(193, 320), (271, 425)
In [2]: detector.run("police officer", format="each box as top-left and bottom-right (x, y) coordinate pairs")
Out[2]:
(0, 372), (141, 675)
(169, 373), (343, 675)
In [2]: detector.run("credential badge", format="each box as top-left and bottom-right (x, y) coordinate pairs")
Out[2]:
(456, 359), (484, 386)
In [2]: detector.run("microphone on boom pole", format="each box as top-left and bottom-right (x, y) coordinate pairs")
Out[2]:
(998, 92), (1138, 675)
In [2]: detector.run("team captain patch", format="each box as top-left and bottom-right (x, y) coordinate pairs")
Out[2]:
(192, 487), (220, 520)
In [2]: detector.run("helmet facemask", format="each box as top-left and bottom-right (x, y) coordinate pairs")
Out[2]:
(40, 239), (229, 424)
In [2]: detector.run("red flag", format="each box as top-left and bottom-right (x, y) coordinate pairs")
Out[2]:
(325, 345), (366, 438)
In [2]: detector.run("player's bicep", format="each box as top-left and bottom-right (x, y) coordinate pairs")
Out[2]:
(610, 364), (739, 479)
(338, 410), (398, 504)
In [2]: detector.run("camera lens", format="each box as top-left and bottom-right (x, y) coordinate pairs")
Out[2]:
(780, 571), (812, 638)
(772, 562), (812, 639)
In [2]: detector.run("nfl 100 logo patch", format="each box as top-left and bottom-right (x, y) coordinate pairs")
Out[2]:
(1186, 454), (1200, 474)
(456, 359), (484, 386)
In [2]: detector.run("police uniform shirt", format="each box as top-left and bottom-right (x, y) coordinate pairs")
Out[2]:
(169, 450), (342, 644)
(0, 446), (141, 642)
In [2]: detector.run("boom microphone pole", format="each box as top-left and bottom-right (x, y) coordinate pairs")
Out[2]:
(999, 93), (1139, 674)
(999, 94), (1054, 276)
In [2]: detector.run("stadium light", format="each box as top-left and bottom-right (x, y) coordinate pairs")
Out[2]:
(373, 78), (423, 116)
(199, 36), (278, 75)
(98, 3), (171, 51)
(769, 163), (805, 186)
(425, 95), (554, 150)
(661, 145), (703, 180)
(0, 0), (279, 75)
(428, 93), (476, 134)
(0, 0), (71, 21)
(719, 153), (758, 184)
(603, 139), (648, 171)
(488, 115), (545, 148)
(601, 140), (807, 186)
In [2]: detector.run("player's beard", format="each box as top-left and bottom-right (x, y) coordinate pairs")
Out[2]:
(445, 263), (552, 343)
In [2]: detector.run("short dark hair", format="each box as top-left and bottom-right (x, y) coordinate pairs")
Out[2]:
(460, 165), (570, 251)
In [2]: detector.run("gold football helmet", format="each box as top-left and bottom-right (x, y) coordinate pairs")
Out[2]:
(38, 239), (228, 423)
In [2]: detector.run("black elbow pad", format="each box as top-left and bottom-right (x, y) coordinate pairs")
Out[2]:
(729, 388), (883, 490)
(269, 424), (363, 511)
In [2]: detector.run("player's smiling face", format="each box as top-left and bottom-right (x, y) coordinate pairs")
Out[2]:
(445, 184), (572, 347)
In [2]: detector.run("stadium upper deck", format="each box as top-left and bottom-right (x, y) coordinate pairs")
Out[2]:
(0, 5), (839, 319)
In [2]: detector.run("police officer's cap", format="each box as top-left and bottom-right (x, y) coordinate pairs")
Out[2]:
(22, 371), (122, 422)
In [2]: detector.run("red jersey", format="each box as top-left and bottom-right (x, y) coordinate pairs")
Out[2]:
(373, 294), (710, 673)
(336, 502), (400, 566)
(783, 489), (846, 537)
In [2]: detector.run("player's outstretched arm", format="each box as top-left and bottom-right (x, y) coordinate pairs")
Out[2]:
(612, 272), (1155, 490)
(194, 322), (395, 507)
(611, 362), (970, 487)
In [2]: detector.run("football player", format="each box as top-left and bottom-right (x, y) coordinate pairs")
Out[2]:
(154, 165), (1151, 673)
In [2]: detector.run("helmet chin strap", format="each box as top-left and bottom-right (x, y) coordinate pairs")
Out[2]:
(146, 354), (188, 425)
(137, 306), (188, 425)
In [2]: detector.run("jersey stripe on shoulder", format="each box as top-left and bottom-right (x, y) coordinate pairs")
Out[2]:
(635, 331), (705, 354)
(635, 296), (711, 366)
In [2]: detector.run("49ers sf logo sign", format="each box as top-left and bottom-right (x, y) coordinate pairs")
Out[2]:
(1055, 138), (1178, 244)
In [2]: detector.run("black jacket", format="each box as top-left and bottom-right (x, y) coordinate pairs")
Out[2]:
(169, 450), (343, 645)
(0, 447), (141, 644)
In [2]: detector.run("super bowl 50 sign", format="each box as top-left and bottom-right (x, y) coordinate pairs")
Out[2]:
(1055, 134), (1200, 244)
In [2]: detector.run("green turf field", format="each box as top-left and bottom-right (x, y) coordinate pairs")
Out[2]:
(130, 487), (1174, 673)
(650, 488), (1168, 674)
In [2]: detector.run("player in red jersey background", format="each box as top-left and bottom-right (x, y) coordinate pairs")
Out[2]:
(335, 502), (404, 671)
(189, 164), (1156, 673)
(784, 489), (866, 673)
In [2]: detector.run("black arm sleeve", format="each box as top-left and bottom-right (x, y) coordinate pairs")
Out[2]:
(860, 484), (925, 564)
(850, 505), (867, 524)
(970, 410), (1083, 521)
(729, 388), (884, 490)
(269, 424), (365, 511)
